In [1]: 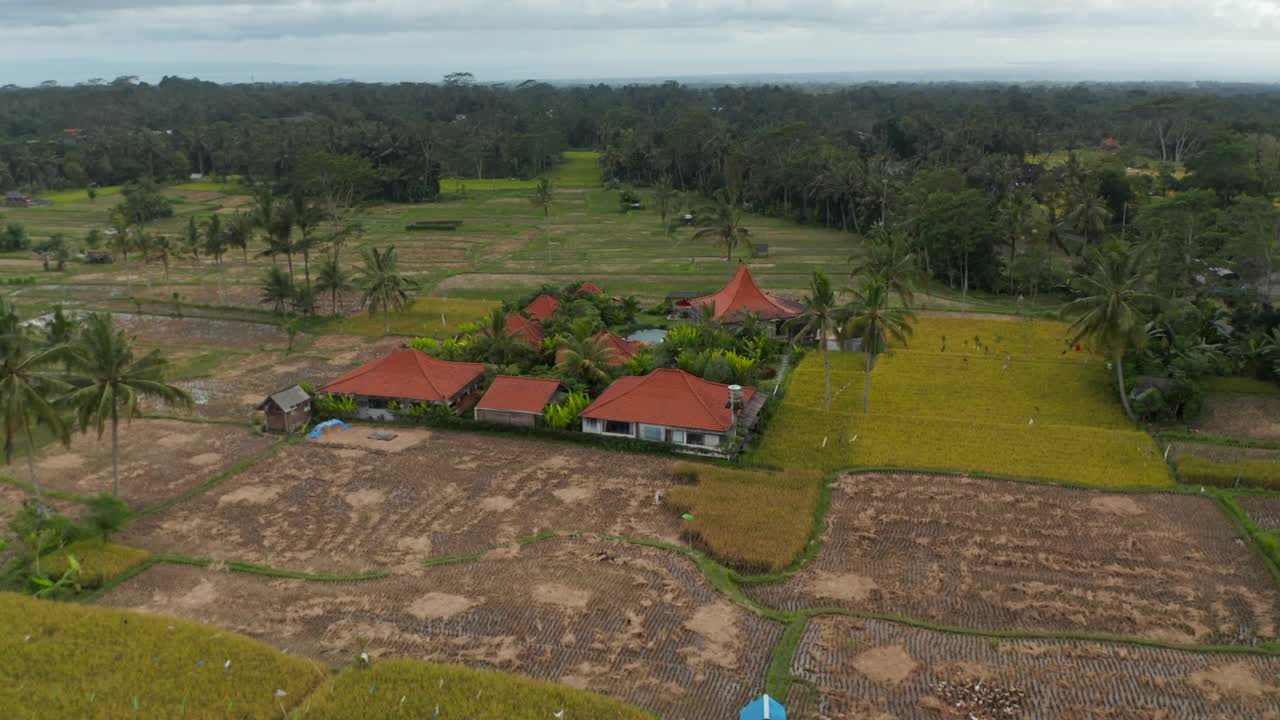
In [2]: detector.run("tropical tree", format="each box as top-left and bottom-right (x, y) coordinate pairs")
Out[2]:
(851, 225), (919, 308)
(108, 210), (131, 263)
(353, 246), (417, 334)
(0, 304), (69, 499)
(531, 177), (554, 218)
(224, 212), (254, 264)
(555, 320), (616, 391)
(843, 275), (916, 414)
(1064, 190), (1110, 255)
(152, 234), (175, 282)
(1062, 243), (1159, 421)
(64, 314), (192, 497)
(183, 216), (202, 265)
(652, 176), (678, 226)
(314, 255), (352, 316)
(692, 189), (750, 262)
(289, 191), (323, 306)
(203, 213), (225, 265)
(789, 271), (839, 409)
(474, 308), (522, 366)
(260, 267), (295, 315)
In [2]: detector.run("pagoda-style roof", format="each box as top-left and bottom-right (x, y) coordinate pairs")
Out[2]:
(682, 263), (802, 322)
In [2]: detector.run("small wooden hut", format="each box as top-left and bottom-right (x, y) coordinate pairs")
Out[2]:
(259, 385), (312, 433)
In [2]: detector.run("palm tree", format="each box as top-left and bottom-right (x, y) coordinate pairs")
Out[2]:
(652, 176), (678, 226)
(354, 246), (418, 334)
(555, 320), (615, 391)
(260, 267), (295, 315)
(0, 305), (70, 499)
(153, 234), (175, 283)
(477, 309), (522, 365)
(851, 225), (919, 308)
(531, 177), (554, 218)
(64, 314), (191, 497)
(203, 213), (225, 265)
(225, 212), (254, 265)
(843, 275), (916, 414)
(1065, 190), (1109, 255)
(290, 191), (322, 306)
(314, 256), (352, 316)
(183, 216), (202, 265)
(108, 210), (131, 263)
(1062, 243), (1158, 421)
(693, 189), (750, 262)
(789, 271), (839, 409)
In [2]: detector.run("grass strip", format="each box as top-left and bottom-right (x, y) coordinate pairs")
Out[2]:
(1155, 430), (1280, 452)
(1215, 495), (1280, 587)
(764, 616), (809, 698)
(155, 554), (387, 582)
(0, 476), (96, 504)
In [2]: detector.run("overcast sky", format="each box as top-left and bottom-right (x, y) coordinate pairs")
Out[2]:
(1, 1), (1279, 86)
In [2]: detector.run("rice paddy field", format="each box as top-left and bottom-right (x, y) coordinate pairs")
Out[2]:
(750, 316), (1173, 487)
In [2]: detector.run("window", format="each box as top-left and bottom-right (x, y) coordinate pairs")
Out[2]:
(367, 398), (387, 410)
(604, 420), (631, 435)
(685, 432), (706, 446)
(583, 418), (599, 431)
(641, 425), (664, 441)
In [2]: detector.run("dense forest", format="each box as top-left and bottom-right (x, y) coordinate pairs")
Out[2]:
(4, 80), (1280, 291)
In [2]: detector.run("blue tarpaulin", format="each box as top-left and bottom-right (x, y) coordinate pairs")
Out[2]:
(739, 694), (786, 720)
(308, 419), (350, 439)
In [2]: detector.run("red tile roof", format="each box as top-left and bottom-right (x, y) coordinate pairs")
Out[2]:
(476, 375), (562, 414)
(683, 263), (802, 321)
(581, 368), (755, 432)
(319, 348), (484, 403)
(525, 294), (562, 322)
(504, 313), (545, 349)
(577, 281), (606, 296)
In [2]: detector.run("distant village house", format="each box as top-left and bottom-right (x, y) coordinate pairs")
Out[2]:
(318, 348), (484, 420)
(474, 375), (563, 427)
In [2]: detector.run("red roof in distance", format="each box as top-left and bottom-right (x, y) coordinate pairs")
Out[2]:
(581, 368), (755, 433)
(319, 348), (484, 403)
(525, 294), (562, 322)
(555, 330), (644, 367)
(685, 263), (802, 321)
(577, 281), (606, 296)
(476, 376), (562, 414)
(502, 313), (544, 349)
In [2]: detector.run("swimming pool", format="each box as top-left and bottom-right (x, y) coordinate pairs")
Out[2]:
(626, 328), (668, 344)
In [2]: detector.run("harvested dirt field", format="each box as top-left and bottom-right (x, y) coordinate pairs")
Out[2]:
(0, 420), (276, 509)
(1197, 393), (1280, 441)
(1241, 496), (1280, 532)
(748, 473), (1280, 645)
(119, 427), (682, 572)
(98, 536), (781, 720)
(113, 314), (285, 349)
(787, 615), (1280, 720)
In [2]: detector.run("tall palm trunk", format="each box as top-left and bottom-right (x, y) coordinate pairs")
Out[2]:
(1115, 354), (1135, 422)
(21, 414), (41, 501)
(111, 407), (120, 498)
(823, 326), (831, 410)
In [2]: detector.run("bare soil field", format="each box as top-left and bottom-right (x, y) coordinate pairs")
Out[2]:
(748, 473), (1280, 645)
(112, 314), (286, 349)
(1241, 496), (1280, 532)
(98, 536), (780, 720)
(118, 427), (682, 572)
(1196, 393), (1280, 441)
(787, 615), (1280, 720)
(0, 419), (276, 509)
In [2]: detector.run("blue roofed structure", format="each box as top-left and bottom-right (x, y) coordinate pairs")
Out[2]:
(739, 694), (786, 720)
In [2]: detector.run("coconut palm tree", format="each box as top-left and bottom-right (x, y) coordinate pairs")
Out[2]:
(1062, 243), (1159, 421)
(353, 246), (417, 334)
(289, 191), (322, 306)
(843, 274), (916, 414)
(851, 225), (919, 308)
(225, 211), (254, 265)
(260, 267), (295, 315)
(652, 176), (678, 226)
(0, 304), (70, 499)
(555, 320), (616, 391)
(63, 313), (191, 497)
(314, 255), (352, 316)
(531, 177), (554, 218)
(476, 308), (523, 366)
(183, 216), (202, 265)
(789, 271), (839, 409)
(1065, 190), (1110, 255)
(203, 213), (225, 265)
(692, 189), (750, 262)
(153, 234), (175, 283)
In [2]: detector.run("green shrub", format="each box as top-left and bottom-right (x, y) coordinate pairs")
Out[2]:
(314, 393), (358, 421)
(80, 494), (130, 540)
(1176, 455), (1280, 490)
(42, 541), (150, 588)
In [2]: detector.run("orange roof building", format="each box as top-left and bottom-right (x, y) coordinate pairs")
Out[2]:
(474, 376), (563, 428)
(681, 263), (802, 323)
(580, 369), (758, 452)
(577, 281), (606, 296)
(503, 313), (545, 349)
(525, 294), (562, 322)
(319, 348), (484, 419)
